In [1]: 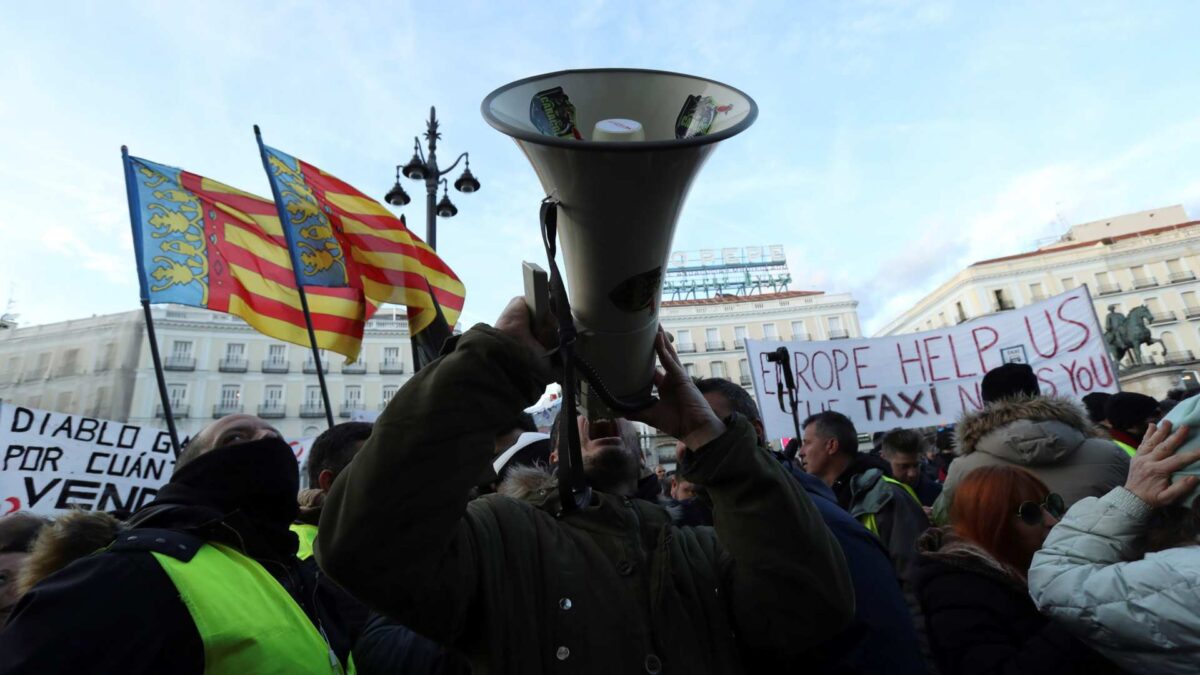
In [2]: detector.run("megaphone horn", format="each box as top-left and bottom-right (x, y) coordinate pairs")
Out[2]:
(482, 68), (758, 416)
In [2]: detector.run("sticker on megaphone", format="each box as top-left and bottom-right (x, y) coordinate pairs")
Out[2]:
(675, 94), (734, 139)
(530, 86), (582, 140)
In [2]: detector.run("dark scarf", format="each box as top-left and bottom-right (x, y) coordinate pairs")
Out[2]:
(129, 437), (300, 563)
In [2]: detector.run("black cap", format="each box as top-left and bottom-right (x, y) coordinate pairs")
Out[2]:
(1105, 392), (1160, 431)
(981, 363), (1041, 404)
(1081, 392), (1112, 424)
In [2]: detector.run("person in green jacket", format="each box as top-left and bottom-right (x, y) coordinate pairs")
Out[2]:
(316, 298), (855, 674)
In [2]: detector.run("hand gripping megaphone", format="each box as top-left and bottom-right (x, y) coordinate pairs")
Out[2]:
(483, 69), (757, 421)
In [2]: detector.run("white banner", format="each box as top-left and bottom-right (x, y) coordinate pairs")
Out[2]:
(748, 288), (1117, 438)
(1, 405), (313, 516)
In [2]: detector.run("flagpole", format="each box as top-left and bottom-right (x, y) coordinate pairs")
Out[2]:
(122, 146), (182, 454)
(254, 126), (336, 429)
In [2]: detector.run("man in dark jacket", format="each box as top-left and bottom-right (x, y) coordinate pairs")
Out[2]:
(1104, 391), (1161, 457)
(0, 414), (355, 674)
(882, 428), (943, 507)
(316, 299), (854, 674)
(698, 376), (926, 675)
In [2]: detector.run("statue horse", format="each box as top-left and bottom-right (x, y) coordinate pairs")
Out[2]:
(1110, 305), (1165, 367)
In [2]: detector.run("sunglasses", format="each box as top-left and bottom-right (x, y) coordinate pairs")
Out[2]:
(1016, 493), (1065, 525)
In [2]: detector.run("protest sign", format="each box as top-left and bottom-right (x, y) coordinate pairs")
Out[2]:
(1, 404), (313, 515)
(748, 288), (1117, 438)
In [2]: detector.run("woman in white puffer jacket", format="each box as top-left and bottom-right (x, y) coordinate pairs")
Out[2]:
(1029, 414), (1200, 675)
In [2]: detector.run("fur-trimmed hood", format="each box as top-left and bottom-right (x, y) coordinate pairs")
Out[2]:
(18, 510), (124, 595)
(955, 395), (1099, 464)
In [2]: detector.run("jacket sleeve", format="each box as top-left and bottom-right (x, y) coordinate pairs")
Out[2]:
(1028, 487), (1200, 652)
(878, 487), (931, 591)
(680, 416), (855, 656)
(316, 325), (547, 643)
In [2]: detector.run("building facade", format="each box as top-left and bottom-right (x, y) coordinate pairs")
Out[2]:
(660, 290), (864, 390)
(875, 205), (1200, 396)
(0, 311), (144, 421)
(125, 305), (416, 439)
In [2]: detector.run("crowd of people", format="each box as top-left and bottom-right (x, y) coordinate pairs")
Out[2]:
(1, 297), (1199, 673)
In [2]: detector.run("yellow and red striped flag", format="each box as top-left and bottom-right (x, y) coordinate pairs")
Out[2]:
(123, 154), (376, 360)
(257, 143), (465, 362)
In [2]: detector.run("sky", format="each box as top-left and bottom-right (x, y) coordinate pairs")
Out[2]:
(2, 0), (1199, 335)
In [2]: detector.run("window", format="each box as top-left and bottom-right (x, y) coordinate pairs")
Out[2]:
(1060, 277), (1075, 291)
(1146, 297), (1163, 313)
(684, 363), (697, 377)
(219, 385), (241, 408)
(762, 323), (778, 340)
(734, 326), (747, 348)
(268, 344), (286, 361)
(1029, 282), (1045, 301)
(711, 361), (727, 378)
(56, 392), (73, 411)
(791, 321), (808, 340)
(706, 328), (720, 341)
(171, 341), (193, 358)
(1184, 291), (1199, 313)
(382, 384), (398, 402)
(95, 343), (116, 372)
(168, 384), (187, 406)
(383, 346), (400, 362)
(7, 357), (19, 383)
(225, 343), (245, 358)
(937, 311), (946, 326)
(264, 385), (284, 404)
(305, 386), (322, 405)
(676, 330), (693, 347)
(35, 352), (50, 377)
(738, 358), (749, 378)
(829, 316), (843, 331)
(344, 385), (362, 406)
(955, 302), (967, 323)
(1168, 258), (1185, 273)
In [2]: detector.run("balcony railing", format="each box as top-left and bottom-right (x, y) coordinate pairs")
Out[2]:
(1185, 305), (1200, 319)
(379, 359), (406, 374)
(302, 359), (329, 374)
(218, 357), (248, 373)
(262, 359), (290, 373)
(1169, 271), (1197, 284)
(829, 329), (850, 339)
(1166, 350), (1196, 365)
(1096, 283), (1122, 296)
(299, 403), (326, 418)
(739, 374), (752, 386)
(1150, 311), (1178, 325)
(257, 403), (286, 419)
(676, 344), (697, 354)
(339, 404), (366, 419)
(212, 403), (244, 418)
(164, 356), (195, 371)
(734, 338), (746, 350)
(342, 362), (366, 374)
(706, 340), (727, 351)
(994, 300), (1016, 312)
(1132, 276), (1159, 289)
(156, 404), (189, 418)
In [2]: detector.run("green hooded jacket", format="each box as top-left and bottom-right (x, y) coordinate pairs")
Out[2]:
(317, 325), (854, 674)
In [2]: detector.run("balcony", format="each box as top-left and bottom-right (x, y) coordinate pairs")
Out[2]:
(1096, 283), (1122, 296)
(164, 356), (195, 371)
(1165, 350), (1196, 365)
(676, 344), (697, 354)
(739, 374), (752, 386)
(994, 300), (1016, 312)
(705, 340), (728, 351)
(155, 404), (189, 418)
(734, 338), (746, 350)
(262, 359), (290, 373)
(212, 403), (244, 419)
(1169, 271), (1197, 284)
(342, 361), (366, 375)
(339, 404), (366, 419)
(1132, 276), (1159, 290)
(257, 403), (286, 419)
(299, 403), (327, 418)
(218, 357), (248, 373)
(1185, 305), (1200, 319)
(303, 359), (329, 374)
(379, 359), (405, 374)
(1149, 311), (1178, 325)
(829, 329), (850, 340)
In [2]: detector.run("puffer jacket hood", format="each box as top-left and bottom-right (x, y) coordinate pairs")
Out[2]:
(955, 395), (1098, 464)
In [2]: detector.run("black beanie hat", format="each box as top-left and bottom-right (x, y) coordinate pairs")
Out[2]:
(1105, 392), (1160, 431)
(981, 363), (1041, 404)
(1081, 392), (1112, 424)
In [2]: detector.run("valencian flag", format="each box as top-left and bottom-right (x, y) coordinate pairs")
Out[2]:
(123, 154), (376, 360)
(256, 139), (466, 368)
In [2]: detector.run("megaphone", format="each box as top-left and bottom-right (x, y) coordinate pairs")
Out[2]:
(482, 68), (757, 416)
